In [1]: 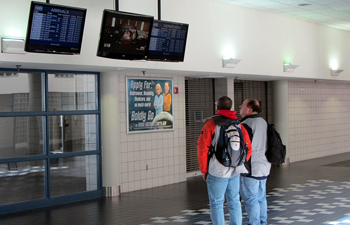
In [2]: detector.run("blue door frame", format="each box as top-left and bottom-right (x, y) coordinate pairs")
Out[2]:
(0, 69), (103, 214)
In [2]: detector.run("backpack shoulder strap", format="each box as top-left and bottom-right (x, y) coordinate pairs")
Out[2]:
(238, 124), (252, 161)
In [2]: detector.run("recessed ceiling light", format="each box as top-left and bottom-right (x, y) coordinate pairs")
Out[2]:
(298, 3), (311, 6)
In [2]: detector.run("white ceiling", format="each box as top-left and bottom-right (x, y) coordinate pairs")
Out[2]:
(214, 0), (350, 31)
(3, 0), (350, 83)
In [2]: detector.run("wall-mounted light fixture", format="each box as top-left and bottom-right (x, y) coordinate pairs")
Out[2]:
(331, 69), (343, 76)
(283, 63), (299, 72)
(222, 58), (241, 68)
(1, 37), (26, 54)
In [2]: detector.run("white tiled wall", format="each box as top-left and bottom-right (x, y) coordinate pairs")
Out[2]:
(117, 73), (186, 193)
(288, 81), (350, 162)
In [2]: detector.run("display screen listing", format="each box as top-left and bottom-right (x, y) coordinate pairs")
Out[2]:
(25, 1), (87, 55)
(30, 5), (84, 45)
(147, 20), (189, 62)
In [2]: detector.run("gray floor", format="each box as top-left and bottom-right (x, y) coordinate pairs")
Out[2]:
(1, 152), (350, 225)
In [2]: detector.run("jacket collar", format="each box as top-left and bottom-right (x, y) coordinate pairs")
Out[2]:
(216, 110), (237, 120)
(241, 114), (261, 122)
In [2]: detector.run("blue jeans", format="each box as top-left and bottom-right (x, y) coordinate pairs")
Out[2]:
(207, 173), (242, 225)
(240, 176), (267, 225)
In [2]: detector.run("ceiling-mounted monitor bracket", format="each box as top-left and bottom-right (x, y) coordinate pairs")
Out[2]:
(46, 0), (50, 3)
(158, 0), (161, 20)
(115, 0), (119, 11)
(113, 0), (158, 17)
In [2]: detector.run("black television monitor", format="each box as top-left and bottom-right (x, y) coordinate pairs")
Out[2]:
(25, 1), (87, 55)
(97, 10), (154, 60)
(147, 20), (189, 62)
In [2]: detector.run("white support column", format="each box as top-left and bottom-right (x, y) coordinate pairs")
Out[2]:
(101, 72), (121, 196)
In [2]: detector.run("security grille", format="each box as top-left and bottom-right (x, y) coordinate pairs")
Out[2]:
(233, 80), (269, 121)
(185, 78), (214, 173)
(185, 79), (272, 174)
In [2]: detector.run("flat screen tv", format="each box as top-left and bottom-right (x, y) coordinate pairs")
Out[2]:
(97, 10), (154, 60)
(147, 20), (189, 62)
(25, 1), (87, 55)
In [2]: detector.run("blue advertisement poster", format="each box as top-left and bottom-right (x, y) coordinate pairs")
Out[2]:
(126, 77), (173, 133)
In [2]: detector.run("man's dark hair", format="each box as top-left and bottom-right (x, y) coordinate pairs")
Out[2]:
(217, 96), (232, 110)
(246, 99), (261, 113)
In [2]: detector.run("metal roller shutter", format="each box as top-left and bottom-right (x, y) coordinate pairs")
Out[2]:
(234, 80), (268, 121)
(185, 78), (214, 173)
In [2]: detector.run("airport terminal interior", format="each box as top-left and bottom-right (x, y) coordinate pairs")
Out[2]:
(1, 152), (350, 225)
(2, 0), (350, 224)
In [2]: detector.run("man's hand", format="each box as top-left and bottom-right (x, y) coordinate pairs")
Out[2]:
(202, 173), (208, 182)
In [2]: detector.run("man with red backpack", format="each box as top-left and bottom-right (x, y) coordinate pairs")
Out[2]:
(197, 96), (252, 225)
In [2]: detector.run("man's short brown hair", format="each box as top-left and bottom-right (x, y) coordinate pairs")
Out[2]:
(217, 96), (232, 110)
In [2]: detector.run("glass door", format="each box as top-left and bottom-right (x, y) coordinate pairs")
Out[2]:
(0, 71), (102, 213)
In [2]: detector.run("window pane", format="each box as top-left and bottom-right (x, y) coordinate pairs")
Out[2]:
(0, 72), (43, 112)
(0, 117), (44, 159)
(50, 155), (97, 197)
(0, 160), (45, 204)
(48, 73), (97, 111)
(49, 115), (97, 153)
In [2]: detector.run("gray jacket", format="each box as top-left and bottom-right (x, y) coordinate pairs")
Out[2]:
(241, 114), (271, 178)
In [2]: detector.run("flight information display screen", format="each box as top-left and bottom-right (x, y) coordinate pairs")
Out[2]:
(25, 1), (87, 54)
(147, 20), (189, 62)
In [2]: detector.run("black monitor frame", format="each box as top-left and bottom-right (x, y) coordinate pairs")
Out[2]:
(147, 20), (189, 62)
(97, 10), (154, 60)
(24, 1), (87, 55)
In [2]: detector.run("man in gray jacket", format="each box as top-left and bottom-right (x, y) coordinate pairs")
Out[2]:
(239, 99), (271, 225)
